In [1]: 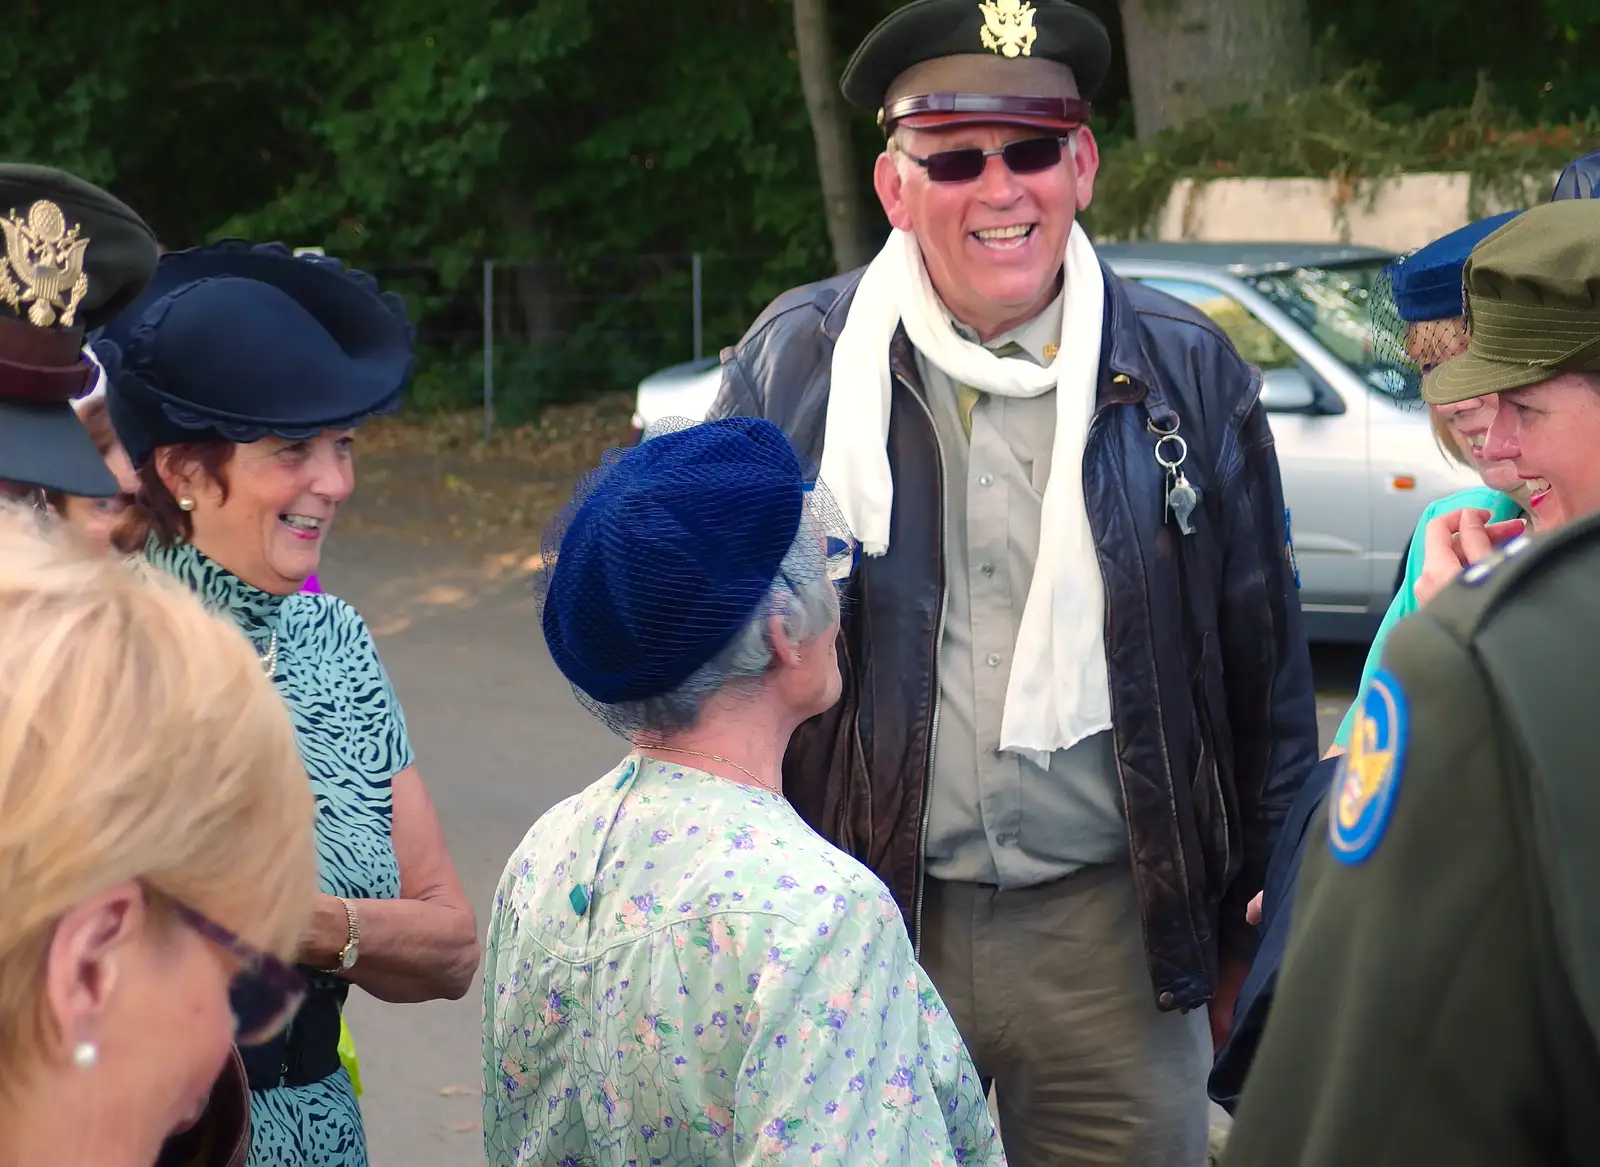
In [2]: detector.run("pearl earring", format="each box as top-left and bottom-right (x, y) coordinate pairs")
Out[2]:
(177, 496), (196, 512)
(72, 1040), (98, 1070)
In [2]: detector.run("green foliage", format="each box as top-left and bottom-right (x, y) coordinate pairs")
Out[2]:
(3, 0), (1596, 419)
(1310, 0), (1600, 121)
(1085, 69), (1600, 241)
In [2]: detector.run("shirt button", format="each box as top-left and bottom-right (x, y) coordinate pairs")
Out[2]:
(986, 652), (1002, 667)
(995, 832), (1017, 847)
(978, 473), (994, 487)
(1158, 991), (1176, 1010)
(980, 562), (995, 577)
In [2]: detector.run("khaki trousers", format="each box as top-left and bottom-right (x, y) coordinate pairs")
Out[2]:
(921, 864), (1212, 1167)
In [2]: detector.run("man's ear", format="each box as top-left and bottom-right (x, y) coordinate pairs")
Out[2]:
(1070, 126), (1100, 212)
(874, 151), (915, 233)
(43, 882), (145, 1060)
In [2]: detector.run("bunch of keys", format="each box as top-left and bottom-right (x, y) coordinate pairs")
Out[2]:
(1153, 430), (1200, 536)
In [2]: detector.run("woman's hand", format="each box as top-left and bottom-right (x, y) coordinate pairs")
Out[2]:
(1414, 508), (1526, 609)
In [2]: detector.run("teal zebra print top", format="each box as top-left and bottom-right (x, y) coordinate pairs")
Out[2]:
(147, 538), (410, 1167)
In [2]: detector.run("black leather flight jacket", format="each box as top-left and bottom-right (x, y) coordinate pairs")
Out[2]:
(709, 262), (1319, 1011)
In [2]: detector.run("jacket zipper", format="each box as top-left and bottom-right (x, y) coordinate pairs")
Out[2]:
(900, 371), (947, 958)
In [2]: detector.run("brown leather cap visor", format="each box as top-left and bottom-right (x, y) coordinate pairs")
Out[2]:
(0, 314), (92, 404)
(882, 92), (1091, 134)
(0, 313), (111, 496)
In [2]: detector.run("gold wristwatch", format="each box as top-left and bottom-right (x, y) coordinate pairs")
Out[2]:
(323, 896), (361, 973)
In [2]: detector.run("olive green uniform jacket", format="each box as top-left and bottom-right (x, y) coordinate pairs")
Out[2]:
(1224, 513), (1600, 1165)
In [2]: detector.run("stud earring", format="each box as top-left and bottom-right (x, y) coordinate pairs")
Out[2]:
(177, 496), (196, 512)
(72, 1040), (98, 1070)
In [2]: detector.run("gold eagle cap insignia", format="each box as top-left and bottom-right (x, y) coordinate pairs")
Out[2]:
(979, 0), (1039, 59)
(0, 200), (91, 329)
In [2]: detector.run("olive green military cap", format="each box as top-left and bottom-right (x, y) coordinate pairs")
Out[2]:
(0, 165), (158, 497)
(841, 0), (1110, 135)
(1424, 198), (1600, 405)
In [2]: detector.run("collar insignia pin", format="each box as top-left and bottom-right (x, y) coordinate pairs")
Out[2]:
(979, 0), (1039, 59)
(0, 200), (90, 328)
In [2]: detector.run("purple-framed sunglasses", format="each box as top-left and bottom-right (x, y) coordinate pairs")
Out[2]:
(158, 892), (306, 1046)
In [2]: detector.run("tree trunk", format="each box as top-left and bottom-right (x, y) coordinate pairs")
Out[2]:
(1117, 0), (1312, 140)
(792, 0), (873, 273)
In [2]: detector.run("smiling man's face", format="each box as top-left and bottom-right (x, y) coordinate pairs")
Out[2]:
(873, 121), (1098, 342)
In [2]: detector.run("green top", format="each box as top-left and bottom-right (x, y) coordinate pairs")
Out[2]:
(1332, 485), (1522, 749)
(1223, 511), (1600, 1165)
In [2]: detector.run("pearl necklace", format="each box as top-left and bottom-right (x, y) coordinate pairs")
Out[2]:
(644, 746), (781, 795)
(260, 631), (279, 677)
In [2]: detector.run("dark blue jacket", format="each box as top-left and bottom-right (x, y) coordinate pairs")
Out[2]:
(1209, 753), (1341, 1111)
(1552, 150), (1600, 201)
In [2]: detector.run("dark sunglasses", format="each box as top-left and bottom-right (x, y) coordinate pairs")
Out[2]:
(159, 893), (307, 1046)
(901, 135), (1073, 184)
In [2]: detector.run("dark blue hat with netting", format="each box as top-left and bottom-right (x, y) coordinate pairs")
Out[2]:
(538, 417), (854, 712)
(1368, 211), (1522, 402)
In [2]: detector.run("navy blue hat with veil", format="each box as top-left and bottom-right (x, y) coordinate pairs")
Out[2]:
(1367, 211), (1522, 403)
(536, 417), (858, 737)
(93, 240), (413, 469)
(1370, 150), (1600, 404)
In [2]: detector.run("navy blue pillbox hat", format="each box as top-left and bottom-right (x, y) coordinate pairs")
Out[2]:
(1388, 211), (1522, 323)
(540, 418), (808, 708)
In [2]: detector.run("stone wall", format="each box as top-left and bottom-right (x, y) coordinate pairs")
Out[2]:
(1149, 172), (1554, 252)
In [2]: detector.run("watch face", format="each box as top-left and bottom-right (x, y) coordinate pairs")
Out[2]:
(339, 944), (358, 970)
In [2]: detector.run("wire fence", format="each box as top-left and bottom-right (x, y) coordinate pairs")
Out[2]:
(367, 252), (803, 434)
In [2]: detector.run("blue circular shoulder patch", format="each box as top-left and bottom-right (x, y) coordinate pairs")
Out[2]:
(1329, 669), (1409, 864)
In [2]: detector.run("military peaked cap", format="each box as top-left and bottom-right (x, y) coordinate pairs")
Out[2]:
(842, 0), (1111, 135)
(0, 165), (157, 497)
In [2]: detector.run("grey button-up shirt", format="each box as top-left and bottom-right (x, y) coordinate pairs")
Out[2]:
(920, 299), (1127, 889)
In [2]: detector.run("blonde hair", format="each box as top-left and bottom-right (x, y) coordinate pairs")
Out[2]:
(0, 505), (317, 1070)
(1428, 407), (1477, 469)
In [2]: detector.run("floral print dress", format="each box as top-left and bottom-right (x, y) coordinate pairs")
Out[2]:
(483, 756), (1004, 1166)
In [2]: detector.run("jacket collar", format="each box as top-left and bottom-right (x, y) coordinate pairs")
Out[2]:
(1096, 259), (1154, 409)
(821, 269), (863, 343)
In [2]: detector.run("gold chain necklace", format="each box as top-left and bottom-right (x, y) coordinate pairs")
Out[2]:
(260, 631), (279, 677)
(644, 746), (781, 795)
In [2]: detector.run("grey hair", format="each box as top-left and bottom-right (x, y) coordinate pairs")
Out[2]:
(616, 515), (841, 741)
